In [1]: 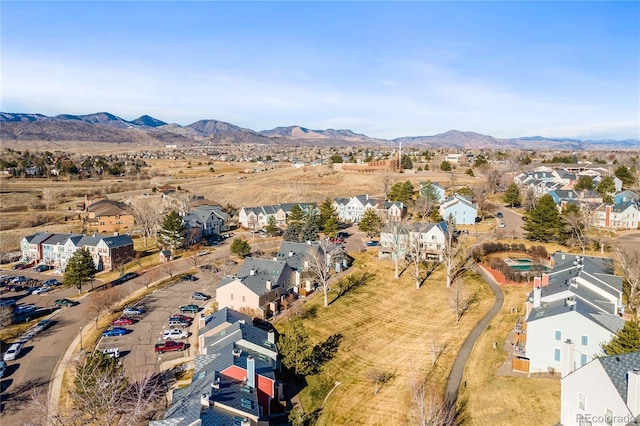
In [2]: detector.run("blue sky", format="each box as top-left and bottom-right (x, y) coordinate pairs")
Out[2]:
(2, 1), (639, 140)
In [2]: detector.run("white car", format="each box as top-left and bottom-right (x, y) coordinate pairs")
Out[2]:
(123, 307), (145, 316)
(498, 221), (506, 228)
(162, 329), (188, 340)
(32, 287), (50, 295)
(3, 343), (22, 361)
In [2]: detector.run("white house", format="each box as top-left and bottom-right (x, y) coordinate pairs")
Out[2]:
(439, 194), (477, 225)
(334, 194), (380, 223)
(560, 351), (640, 426)
(593, 203), (640, 230)
(522, 253), (625, 374)
(379, 221), (448, 261)
(182, 205), (230, 243)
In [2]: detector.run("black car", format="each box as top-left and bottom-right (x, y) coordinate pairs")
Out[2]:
(112, 272), (138, 285)
(181, 275), (199, 282)
(34, 265), (51, 272)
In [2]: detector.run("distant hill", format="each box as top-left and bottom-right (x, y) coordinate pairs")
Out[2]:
(1, 111), (638, 150)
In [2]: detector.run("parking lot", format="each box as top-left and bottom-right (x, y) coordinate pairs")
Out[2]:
(94, 270), (218, 374)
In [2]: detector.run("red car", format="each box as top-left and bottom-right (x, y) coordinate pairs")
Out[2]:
(169, 314), (193, 323)
(112, 317), (135, 326)
(155, 340), (186, 353)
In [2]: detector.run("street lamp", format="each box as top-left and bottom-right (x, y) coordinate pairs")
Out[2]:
(79, 326), (83, 351)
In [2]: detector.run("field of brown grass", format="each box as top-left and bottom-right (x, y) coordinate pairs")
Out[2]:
(277, 251), (494, 426)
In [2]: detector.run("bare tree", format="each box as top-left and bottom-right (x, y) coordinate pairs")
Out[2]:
(129, 196), (163, 248)
(449, 277), (477, 322)
(41, 188), (59, 211)
(85, 287), (126, 326)
(161, 260), (176, 279)
(304, 239), (343, 308)
(563, 210), (589, 254)
(0, 306), (13, 329)
(408, 362), (457, 426)
(430, 334), (446, 367)
(366, 368), (394, 395)
(485, 169), (502, 195)
(381, 172), (394, 199)
(442, 226), (476, 289)
(614, 244), (640, 317)
(406, 222), (428, 289)
(286, 180), (307, 201)
(522, 187), (537, 211)
(382, 220), (410, 280)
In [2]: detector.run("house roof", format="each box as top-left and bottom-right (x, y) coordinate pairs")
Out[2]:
(276, 241), (322, 272)
(87, 199), (130, 216)
(441, 194), (477, 210)
(527, 298), (624, 334)
(598, 351), (640, 405)
(24, 232), (53, 245)
(219, 258), (289, 296)
(41, 233), (76, 246)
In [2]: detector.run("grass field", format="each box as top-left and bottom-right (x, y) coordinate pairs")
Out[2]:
(276, 251), (494, 426)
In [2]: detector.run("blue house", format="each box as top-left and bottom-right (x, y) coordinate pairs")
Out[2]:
(438, 194), (477, 225)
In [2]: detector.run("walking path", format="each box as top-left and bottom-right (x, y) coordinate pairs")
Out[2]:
(444, 264), (504, 407)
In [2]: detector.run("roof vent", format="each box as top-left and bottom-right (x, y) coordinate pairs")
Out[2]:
(232, 348), (242, 358)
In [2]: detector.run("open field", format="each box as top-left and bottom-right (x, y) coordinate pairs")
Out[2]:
(276, 251), (494, 426)
(460, 283), (561, 425)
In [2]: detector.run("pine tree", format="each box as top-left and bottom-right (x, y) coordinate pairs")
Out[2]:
(601, 320), (640, 355)
(158, 211), (185, 250)
(318, 198), (339, 231)
(64, 249), (97, 293)
(358, 209), (382, 237)
(230, 238), (251, 258)
(596, 176), (616, 203)
(573, 175), (594, 191)
(388, 180), (414, 203)
(323, 216), (339, 238)
(265, 215), (279, 236)
(614, 165), (637, 187)
(503, 183), (522, 207)
(277, 317), (314, 375)
(523, 194), (562, 242)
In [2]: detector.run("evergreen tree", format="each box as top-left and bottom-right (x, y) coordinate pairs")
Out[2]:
(318, 198), (339, 231)
(601, 320), (640, 355)
(596, 176), (616, 203)
(265, 215), (279, 236)
(574, 175), (594, 191)
(323, 216), (339, 238)
(64, 249), (97, 293)
(287, 204), (305, 226)
(277, 317), (314, 375)
(503, 183), (522, 207)
(158, 211), (185, 250)
(358, 209), (382, 237)
(614, 165), (637, 187)
(387, 180), (414, 203)
(230, 238), (251, 258)
(440, 160), (452, 171)
(401, 154), (413, 169)
(300, 218), (320, 242)
(523, 194), (562, 242)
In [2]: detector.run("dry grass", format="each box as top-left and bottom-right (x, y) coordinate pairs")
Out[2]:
(460, 284), (561, 425)
(277, 251), (494, 426)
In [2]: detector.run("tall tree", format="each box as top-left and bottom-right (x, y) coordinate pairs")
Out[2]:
(358, 208), (382, 237)
(64, 249), (97, 294)
(388, 180), (414, 203)
(614, 245), (640, 317)
(601, 320), (640, 356)
(523, 194), (562, 242)
(401, 154), (413, 170)
(485, 169), (502, 195)
(441, 225), (475, 289)
(129, 196), (164, 247)
(158, 211), (185, 250)
(264, 215), (279, 236)
(503, 183), (522, 207)
(573, 175), (594, 191)
(440, 161), (452, 172)
(323, 216), (339, 238)
(614, 165), (637, 187)
(230, 238), (251, 258)
(277, 316), (314, 375)
(596, 176), (616, 203)
(318, 198), (339, 231)
(561, 203), (588, 253)
(304, 240), (343, 307)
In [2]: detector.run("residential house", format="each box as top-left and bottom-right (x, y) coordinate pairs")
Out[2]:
(521, 253), (625, 374)
(419, 181), (446, 203)
(217, 258), (295, 318)
(275, 241), (347, 293)
(238, 203), (316, 229)
(182, 205), (231, 244)
(560, 351), (640, 426)
(548, 190), (579, 210)
(151, 308), (281, 426)
(552, 169), (577, 187)
(445, 153), (475, 165)
(41, 233), (80, 269)
(593, 203), (640, 230)
(438, 194), (478, 225)
(614, 190), (639, 206)
(379, 221), (448, 261)
(20, 232), (53, 263)
(85, 199), (135, 234)
(333, 194), (406, 223)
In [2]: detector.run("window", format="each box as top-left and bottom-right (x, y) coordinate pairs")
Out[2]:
(230, 294), (233, 300)
(581, 335), (588, 346)
(578, 393), (586, 411)
(555, 330), (562, 341)
(554, 348), (561, 361)
(242, 296), (245, 302)
(580, 353), (588, 366)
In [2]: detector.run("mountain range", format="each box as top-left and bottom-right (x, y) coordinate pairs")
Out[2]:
(1, 112), (638, 150)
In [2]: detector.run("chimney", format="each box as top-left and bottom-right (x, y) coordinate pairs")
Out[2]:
(534, 276), (541, 288)
(200, 393), (210, 408)
(628, 369), (640, 417)
(533, 286), (541, 308)
(541, 274), (549, 286)
(266, 280), (272, 290)
(250, 269), (255, 276)
(268, 329), (275, 344)
(561, 339), (575, 377)
(113, 231), (119, 236)
(247, 356), (255, 389)
(366, 194), (369, 200)
(288, 251), (294, 257)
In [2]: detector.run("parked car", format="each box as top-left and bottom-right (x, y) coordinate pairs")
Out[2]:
(191, 292), (211, 301)
(14, 304), (37, 315)
(180, 275), (198, 282)
(55, 298), (78, 307)
(0, 360), (6, 378)
(179, 304), (199, 314)
(24, 287), (39, 295)
(3, 343), (22, 361)
(154, 340), (186, 353)
(10, 276), (28, 284)
(102, 348), (120, 358)
(162, 329), (188, 340)
(496, 211), (504, 218)
(102, 327), (128, 337)
(34, 319), (53, 332)
(32, 287), (50, 295)
(169, 314), (193, 323)
(498, 221), (506, 228)
(112, 272), (138, 285)
(112, 317), (135, 326)
(122, 307), (145, 316)
(366, 240), (379, 247)
(12, 263), (28, 270)
(168, 319), (190, 328)
(43, 279), (61, 287)
(197, 250), (209, 257)
(0, 298), (16, 308)
(34, 265), (51, 272)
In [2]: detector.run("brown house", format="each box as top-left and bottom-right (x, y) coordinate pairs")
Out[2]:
(85, 199), (135, 234)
